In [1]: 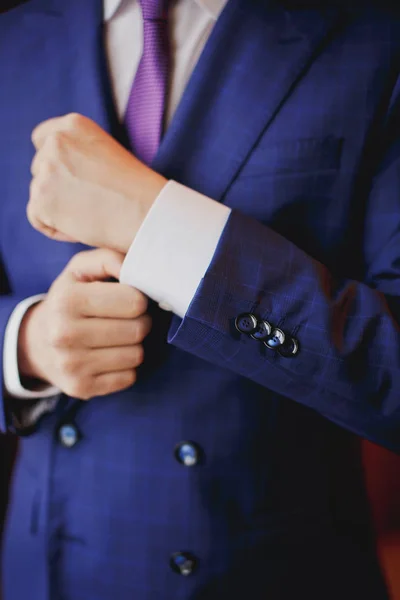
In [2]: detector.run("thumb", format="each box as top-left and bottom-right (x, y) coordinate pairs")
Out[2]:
(64, 248), (125, 283)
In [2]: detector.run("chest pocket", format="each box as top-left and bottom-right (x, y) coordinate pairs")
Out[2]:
(241, 136), (344, 178)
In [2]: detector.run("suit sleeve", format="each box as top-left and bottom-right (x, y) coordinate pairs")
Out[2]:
(168, 83), (400, 454)
(0, 258), (22, 431)
(0, 259), (57, 434)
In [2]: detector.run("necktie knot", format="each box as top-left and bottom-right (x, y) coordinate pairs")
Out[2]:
(139, 0), (168, 21)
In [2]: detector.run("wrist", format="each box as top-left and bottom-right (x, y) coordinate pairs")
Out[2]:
(113, 171), (167, 254)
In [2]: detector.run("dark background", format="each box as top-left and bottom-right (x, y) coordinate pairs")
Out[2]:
(0, 0), (28, 12)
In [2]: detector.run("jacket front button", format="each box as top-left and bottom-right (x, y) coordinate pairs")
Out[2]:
(235, 313), (258, 334)
(170, 552), (198, 576)
(58, 423), (80, 449)
(175, 441), (201, 467)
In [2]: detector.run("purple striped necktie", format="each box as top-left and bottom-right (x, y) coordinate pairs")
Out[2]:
(125, 0), (170, 165)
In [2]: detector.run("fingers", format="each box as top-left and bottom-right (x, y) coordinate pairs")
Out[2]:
(59, 249), (148, 319)
(48, 249), (149, 338)
(75, 281), (148, 319)
(78, 314), (152, 348)
(55, 346), (143, 400)
(32, 116), (65, 150)
(48, 315), (152, 350)
(65, 248), (126, 282)
(66, 369), (137, 401)
(89, 345), (144, 374)
(30, 150), (41, 177)
(31, 114), (91, 150)
(90, 370), (137, 398)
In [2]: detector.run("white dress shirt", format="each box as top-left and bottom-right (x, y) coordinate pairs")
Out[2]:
(3, 0), (231, 399)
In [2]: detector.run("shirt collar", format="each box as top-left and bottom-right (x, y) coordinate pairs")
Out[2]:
(103, 0), (228, 22)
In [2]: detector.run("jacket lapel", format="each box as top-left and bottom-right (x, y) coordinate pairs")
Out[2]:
(20, 0), (116, 136)
(154, 0), (344, 201)
(19, 0), (344, 204)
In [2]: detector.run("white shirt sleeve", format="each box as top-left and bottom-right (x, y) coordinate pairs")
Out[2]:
(120, 181), (231, 318)
(3, 295), (61, 399)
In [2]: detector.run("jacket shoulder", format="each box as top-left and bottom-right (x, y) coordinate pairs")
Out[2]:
(0, 0), (49, 42)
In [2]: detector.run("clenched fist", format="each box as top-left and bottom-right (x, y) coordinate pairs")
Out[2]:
(18, 249), (152, 400)
(27, 113), (166, 252)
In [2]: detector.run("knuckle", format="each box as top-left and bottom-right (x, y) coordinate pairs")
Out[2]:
(129, 291), (147, 318)
(54, 130), (68, 143)
(52, 288), (77, 315)
(67, 113), (85, 129)
(31, 126), (40, 146)
(41, 159), (57, 179)
(67, 250), (92, 270)
(66, 378), (91, 401)
(139, 315), (152, 340)
(58, 352), (79, 375)
(30, 154), (39, 176)
(129, 370), (137, 386)
(127, 296), (138, 320)
(49, 131), (67, 154)
(29, 175), (37, 192)
(29, 173), (38, 194)
(26, 199), (36, 225)
(114, 370), (137, 392)
(134, 345), (145, 367)
(28, 178), (37, 200)
(132, 315), (152, 343)
(66, 254), (82, 272)
(136, 292), (148, 315)
(31, 174), (50, 199)
(80, 390), (92, 401)
(50, 321), (74, 348)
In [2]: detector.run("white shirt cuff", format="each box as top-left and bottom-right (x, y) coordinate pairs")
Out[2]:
(120, 180), (231, 318)
(3, 294), (60, 399)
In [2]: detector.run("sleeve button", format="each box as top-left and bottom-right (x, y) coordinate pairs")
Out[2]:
(250, 319), (272, 341)
(278, 337), (299, 358)
(264, 328), (286, 350)
(235, 313), (258, 334)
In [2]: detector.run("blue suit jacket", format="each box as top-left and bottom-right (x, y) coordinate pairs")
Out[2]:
(0, 0), (399, 598)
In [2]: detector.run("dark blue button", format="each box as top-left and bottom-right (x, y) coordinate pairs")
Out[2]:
(264, 328), (286, 350)
(278, 337), (299, 358)
(170, 552), (198, 576)
(250, 319), (272, 341)
(58, 423), (80, 449)
(175, 441), (201, 467)
(235, 313), (258, 334)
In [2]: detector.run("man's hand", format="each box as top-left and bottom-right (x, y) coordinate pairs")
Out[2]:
(27, 114), (167, 253)
(18, 249), (152, 401)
